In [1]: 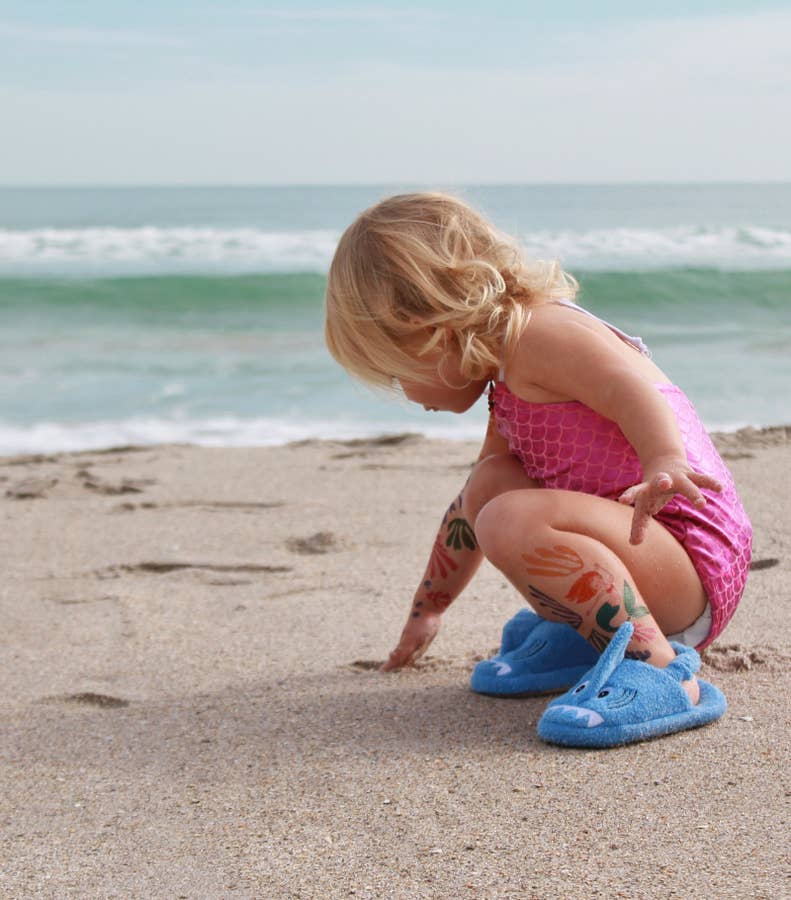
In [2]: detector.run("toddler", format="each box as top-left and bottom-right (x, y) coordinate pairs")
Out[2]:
(324, 192), (752, 747)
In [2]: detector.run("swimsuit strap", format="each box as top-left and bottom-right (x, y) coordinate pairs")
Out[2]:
(496, 298), (651, 381)
(551, 298), (652, 357)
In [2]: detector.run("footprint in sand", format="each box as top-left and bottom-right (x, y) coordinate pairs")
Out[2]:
(286, 531), (338, 555)
(49, 594), (120, 606)
(5, 476), (58, 499)
(55, 692), (129, 708)
(749, 558), (780, 571)
(113, 501), (159, 512)
(77, 468), (156, 495)
(702, 644), (790, 673)
(97, 560), (292, 577)
(113, 500), (283, 513)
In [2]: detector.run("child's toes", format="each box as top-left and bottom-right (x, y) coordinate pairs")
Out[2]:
(682, 675), (700, 705)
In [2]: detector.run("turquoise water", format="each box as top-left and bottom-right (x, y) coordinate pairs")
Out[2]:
(2, 184), (790, 455)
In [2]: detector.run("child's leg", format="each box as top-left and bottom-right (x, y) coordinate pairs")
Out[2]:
(463, 453), (541, 522)
(473, 488), (708, 702)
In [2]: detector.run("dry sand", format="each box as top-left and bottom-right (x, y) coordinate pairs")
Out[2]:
(1, 430), (789, 898)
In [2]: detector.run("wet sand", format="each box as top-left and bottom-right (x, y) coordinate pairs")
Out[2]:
(1, 429), (788, 898)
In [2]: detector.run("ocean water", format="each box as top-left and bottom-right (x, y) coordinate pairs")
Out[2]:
(1, 184), (790, 457)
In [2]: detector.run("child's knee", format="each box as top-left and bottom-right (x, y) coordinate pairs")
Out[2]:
(465, 453), (536, 528)
(475, 492), (526, 569)
(475, 489), (558, 570)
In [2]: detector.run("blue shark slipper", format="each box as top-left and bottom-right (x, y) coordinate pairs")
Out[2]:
(537, 621), (726, 748)
(471, 609), (599, 697)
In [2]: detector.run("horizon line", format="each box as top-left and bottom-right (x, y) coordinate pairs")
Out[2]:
(2, 180), (790, 190)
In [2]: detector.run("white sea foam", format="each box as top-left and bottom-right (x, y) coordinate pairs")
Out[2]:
(0, 413), (758, 458)
(0, 227), (339, 275)
(0, 225), (789, 275)
(520, 225), (791, 270)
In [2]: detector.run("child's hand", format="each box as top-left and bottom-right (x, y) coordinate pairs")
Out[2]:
(380, 611), (442, 672)
(618, 460), (723, 546)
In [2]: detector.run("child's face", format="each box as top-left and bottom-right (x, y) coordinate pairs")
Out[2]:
(398, 335), (488, 414)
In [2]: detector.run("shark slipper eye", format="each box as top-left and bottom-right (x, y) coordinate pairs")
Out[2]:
(573, 681), (588, 694)
(597, 689), (610, 698)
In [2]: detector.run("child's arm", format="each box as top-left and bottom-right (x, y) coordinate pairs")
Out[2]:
(511, 314), (723, 545)
(380, 415), (508, 672)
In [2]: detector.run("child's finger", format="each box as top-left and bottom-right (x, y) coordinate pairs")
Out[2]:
(680, 478), (708, 509)
(380, 645), (408, 672)
(689, 471), (723, 492)
(629, 505), (649, 545)
(618, 484), (642, 505)
(653, 472), (673, 490)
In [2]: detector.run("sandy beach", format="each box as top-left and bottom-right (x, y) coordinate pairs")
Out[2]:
(1, 429), (788, 898)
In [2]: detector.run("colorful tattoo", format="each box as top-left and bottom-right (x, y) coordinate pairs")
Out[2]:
(623, 581), (650, 618)
(429, 536), (459, 579)
(630, 620), (658, 644)
(588, 628), (612, 653)
(441, 491), (464, 526)
(446, 517), (477, 551)
(425, 590), (452, 611)
(595, 601), (621, 633)
(522, 545), (584, 577)
(566, 565), (616, 604)
(527, 585), (582, 629)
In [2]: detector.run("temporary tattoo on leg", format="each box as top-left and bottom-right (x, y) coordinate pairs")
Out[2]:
(631, 620), (658, 644)
(527, 585), (583, 629)
(623, 581), (649, 618)
(441, 489), (465, 526)
(625, 649), (652, 661)
(425, 590), (452, 611)
(588, 628), (612, 653)
(446, 517), (477, 551)
(429, 537), (458, 579)
(595, 602), (621, 633)
(566, 565), (616, 604)
(522, 545), (584, 577)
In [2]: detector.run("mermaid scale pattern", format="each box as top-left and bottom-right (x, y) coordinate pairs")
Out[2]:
(490, 381), (752, 649)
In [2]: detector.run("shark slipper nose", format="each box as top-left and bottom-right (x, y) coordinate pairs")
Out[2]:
(541, 703), (604, 729)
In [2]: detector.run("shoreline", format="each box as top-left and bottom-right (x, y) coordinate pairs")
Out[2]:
(2, 421), (790, 466)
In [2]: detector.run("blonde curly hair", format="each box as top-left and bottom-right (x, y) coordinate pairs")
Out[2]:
(324, 190), (578, 389)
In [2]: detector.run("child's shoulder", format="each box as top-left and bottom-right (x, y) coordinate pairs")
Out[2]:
(506, 301), (602, 372)
(502, 302), (598, 402)
(505, 300), (670, 400)
(522, 299), (600, 336)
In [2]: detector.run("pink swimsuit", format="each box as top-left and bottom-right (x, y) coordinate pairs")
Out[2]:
(489, 301), (752, 650)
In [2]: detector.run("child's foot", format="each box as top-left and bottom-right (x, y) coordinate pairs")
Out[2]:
(682, 675), (700, 705)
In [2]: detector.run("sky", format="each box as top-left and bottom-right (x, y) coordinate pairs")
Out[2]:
(1, 1), (790, 185)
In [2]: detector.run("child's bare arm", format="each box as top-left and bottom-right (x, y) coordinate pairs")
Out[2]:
(380, 416), (509, 672)
(379, 488), (483, 672)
